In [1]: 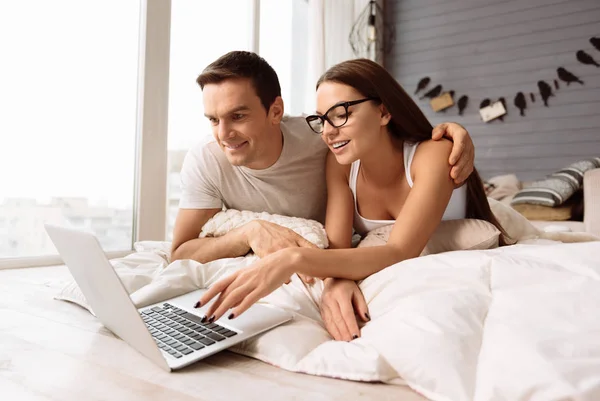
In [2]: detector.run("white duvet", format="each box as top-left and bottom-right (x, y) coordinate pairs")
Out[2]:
(56, 203), (600, 401)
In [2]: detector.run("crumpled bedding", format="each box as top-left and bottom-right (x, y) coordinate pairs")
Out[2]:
(55, 201), (600, 400)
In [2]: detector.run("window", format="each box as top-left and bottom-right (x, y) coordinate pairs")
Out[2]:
(0, 1), (141, 259)
(259, 0), (309, 116)
(166, 0), (254, 239)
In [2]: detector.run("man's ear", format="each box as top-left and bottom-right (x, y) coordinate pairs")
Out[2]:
(269, 96), (284, 124)
(379, 104), (392, 126)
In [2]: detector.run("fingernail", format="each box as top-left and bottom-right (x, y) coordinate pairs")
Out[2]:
(365, 313), (370, 321)
(208, 315), (215, 323)
(352, 334), (358, 340)
(200, 315), (207, 323)
(193, 301), (201, 308)
(228, 313), (235, 320)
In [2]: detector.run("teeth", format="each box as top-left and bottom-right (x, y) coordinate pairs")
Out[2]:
(332, 140), (349, 149)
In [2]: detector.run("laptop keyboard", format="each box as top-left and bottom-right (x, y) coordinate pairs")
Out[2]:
(140, 303), (238, 359)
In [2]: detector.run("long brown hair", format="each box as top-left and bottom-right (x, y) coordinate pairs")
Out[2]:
(317, 59), (508, 245)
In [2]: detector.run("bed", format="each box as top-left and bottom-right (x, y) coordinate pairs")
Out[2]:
(3, 200), (600, 401)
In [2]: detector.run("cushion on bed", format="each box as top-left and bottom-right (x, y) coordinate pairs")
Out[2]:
(511, 188), (584, 222)
(483, 174), (521, 201)
(357, 219), (501, 255)
(511, 157), (600, 207)
(553, 157), (600, 187)
(511, 203), (572, 221)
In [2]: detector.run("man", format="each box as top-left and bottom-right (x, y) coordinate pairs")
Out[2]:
(171, 51), (475, 342)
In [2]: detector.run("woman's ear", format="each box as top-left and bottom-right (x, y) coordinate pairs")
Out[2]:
(380, 104), (392, 126)
(269, 96), (284, 124)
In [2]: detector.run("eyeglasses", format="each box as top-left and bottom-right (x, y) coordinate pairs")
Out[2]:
(305, 97), (378, 134)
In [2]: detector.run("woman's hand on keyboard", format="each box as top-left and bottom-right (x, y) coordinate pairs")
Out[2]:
(195, 247), (299, 322)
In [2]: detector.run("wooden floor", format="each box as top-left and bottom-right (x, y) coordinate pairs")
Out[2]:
(0, 265), (427, 401)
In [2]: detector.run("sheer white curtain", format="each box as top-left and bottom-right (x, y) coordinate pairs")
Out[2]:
(304, 0), (371, 113)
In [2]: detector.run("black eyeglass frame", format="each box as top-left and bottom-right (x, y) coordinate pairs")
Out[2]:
(305, 97), (379, 134)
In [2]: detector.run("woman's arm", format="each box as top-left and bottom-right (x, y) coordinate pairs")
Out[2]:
(321, 152), (370, 341)
(289, 139), (456, 280)
(324, 151), (354, 249)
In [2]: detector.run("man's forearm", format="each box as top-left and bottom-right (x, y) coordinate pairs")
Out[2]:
(171, 228), (249, 263)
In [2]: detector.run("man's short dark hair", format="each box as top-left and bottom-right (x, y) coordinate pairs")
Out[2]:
(197, 51), (281, 112)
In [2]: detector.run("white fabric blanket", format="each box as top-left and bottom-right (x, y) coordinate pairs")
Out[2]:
(56, 203), (600, 401)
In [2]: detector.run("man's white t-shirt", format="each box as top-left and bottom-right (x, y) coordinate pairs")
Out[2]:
(179, 116), (329, 223)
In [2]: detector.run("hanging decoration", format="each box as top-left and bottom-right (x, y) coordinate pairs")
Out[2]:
(349, 1), (395, 61)
(576, 50), (600, 67)
(514, 92), (527, 116)
(557, 67), (584, 85)
(412, 36), (599, 120)
(420, 84), (442, 100)
(479, 98), (506, 123)
(430, 92), (454, 112)
(537, 80), (553, 107)
(439, 91), (456, 113)
(414, 77), (431, 95)
(457, 95), (469, 115)
(497, 97), (507, 122)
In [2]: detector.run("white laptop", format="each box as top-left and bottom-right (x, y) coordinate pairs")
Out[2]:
(45, 224), (293, 371)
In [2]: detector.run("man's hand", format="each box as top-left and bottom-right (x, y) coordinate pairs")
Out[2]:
(320, 278), (370, 341)
(243, 220), (317, 283)
(431, 122), (475, 186)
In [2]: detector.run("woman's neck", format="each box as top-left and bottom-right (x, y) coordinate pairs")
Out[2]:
(358, 131), (405, 187)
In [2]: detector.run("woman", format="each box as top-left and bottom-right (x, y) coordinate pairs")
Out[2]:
(196, 59), (507, 322)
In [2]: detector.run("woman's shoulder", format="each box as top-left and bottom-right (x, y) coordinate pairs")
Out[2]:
(412, 138), (453, 161)
(410, 139), (453, 180)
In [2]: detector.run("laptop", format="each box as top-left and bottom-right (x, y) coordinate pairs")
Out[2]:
(45, 224), (293, 371)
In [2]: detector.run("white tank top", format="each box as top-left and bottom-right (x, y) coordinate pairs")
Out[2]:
(349, 142), (467, 236)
